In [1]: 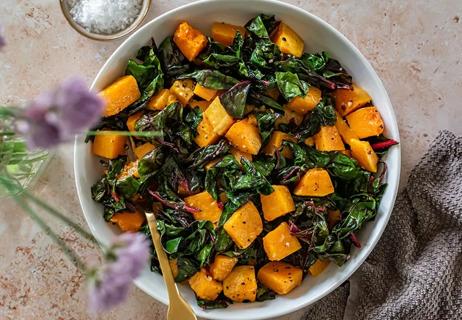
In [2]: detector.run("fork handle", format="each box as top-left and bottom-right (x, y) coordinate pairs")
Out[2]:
(145, 212), (180, 301)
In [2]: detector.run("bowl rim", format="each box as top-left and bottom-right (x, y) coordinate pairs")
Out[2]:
(74, 0), (401, 318)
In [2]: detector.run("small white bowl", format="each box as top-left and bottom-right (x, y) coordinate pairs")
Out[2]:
(74, 1), (401, 319)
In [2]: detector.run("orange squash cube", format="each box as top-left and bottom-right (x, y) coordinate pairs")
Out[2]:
(294, 168), (334, 197)
(230, 147), (253, 163)
(147, 88), (177, 110)
(263, 222), (301, 261)
(189, 268), (223, 301)
(100, 75), (141, 117)
(223, 201), (263, 249)
(134, 143), (156, 159)
(170, 79), (195, 105)
(225, 118), (262, 155)
(209, 255), (238, 281)
(333, 83), (372, 116)
(260, 185), (295, 221)
(263, 131), (297, 158)
(346, 106), (384, 139)
(193, 83), (218, 101)
(126, 112), (142, 132)
(349, 138), (379, 173)
(314, 125), (345, 151)
(257, 261), (303, 295)
(223, 266), (257, 302)
(275, 109), (304, 128)
(304, 136), (315, 147)
(335, 112), (358, 145)
(189, 99), (211, 112)
(194, 116), (220, 147)
(309, 259), (330, 276)
(272, 22), (304, 57)
(327, 209), (342, 229)
(211, 22), (246, 46)
(110, 210), (145, 232)
(92, 133), (127, 159)
(173, 21), (208, 61)
(203, 97), (235, 136)
(286, 87), (322, 114)
(184, 191), (222, 225)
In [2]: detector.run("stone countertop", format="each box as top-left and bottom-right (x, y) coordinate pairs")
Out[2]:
(0, 0), (461, 319)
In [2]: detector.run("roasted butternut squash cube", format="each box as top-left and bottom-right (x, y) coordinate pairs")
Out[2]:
(335, 112), (358, 145)
(275, 109), (304, 128)
(170, 79), (195, 105)
(126, 112), (142, 132)
(272, 22), (304, 57)
(294, 168), (334, 197)
(309, 259), (330, 276)
(263, 131), (297, 158)
(184, 191), (222, 225)
(203, 97), (235, 136)
(230, 147), (253, 163)
(100, 75), (141, 117)
(189, 99), (211, 112)
(260, 185), (295, 221)
(92, 133), (127, 159)
(314, 125), (345, 151)
(134, 143), (156, 159)
(333, 83), (372, 116)
(189, 269), (223, 301)
(327, 209), (342, 229)
(211, 22), (246, 46)
(110, 210), (145, 232)
(173, 21), (208, 61)
(193, 83), (218, 101)
(223, 265), (257, 302)
(349, 138), (378, 173)
(287, 87), (321, 115)
(223, 201), (263, 249)
(257, 261), (303, 295)
(210, 255), (238, 281)
(225, 118), (262, 155)
(147, 88), (177, 110)
(263, 222), (301, 261)
(304, 136), (315, 147)
(194, 116), (220, 147)
(346, 106), (384, 139)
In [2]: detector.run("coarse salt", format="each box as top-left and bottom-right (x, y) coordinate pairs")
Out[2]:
(68, 0), (143, 35)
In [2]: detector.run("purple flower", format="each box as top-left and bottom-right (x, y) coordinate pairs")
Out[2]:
(0, 25), (5, 49)
(88, 233), (150, 313)
(17, 76), (104, 149)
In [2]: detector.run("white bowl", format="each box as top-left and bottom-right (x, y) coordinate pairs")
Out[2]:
(74, 0), (401, 319)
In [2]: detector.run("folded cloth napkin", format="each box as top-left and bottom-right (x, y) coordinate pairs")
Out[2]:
(303, 130), (462, 320)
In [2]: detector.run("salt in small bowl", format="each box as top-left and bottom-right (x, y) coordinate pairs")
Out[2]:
(60, 0), (151, 41)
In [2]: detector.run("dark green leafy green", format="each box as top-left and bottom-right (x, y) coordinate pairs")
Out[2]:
(126, 45), (164, 102)
(275, 71), (307, 101)
(295, 99), (336, 138)
(219, 81), (251, 118)
(177, 70), (239, 89)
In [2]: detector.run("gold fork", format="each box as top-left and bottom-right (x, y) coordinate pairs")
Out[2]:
(145, 211), (197, 320)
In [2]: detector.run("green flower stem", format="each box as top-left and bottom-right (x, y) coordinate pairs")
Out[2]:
(23, 190), (99, 246)
(13, 196), (88, 272)
(86, 130), (162, 138)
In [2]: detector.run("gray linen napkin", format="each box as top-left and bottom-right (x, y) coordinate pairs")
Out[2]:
(303, 130), (462, 320)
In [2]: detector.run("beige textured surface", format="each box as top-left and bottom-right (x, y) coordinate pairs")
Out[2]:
(0, 0), (461, 319)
